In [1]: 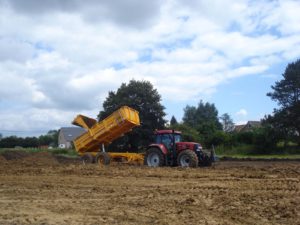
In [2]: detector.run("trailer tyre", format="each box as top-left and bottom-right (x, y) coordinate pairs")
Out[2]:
(144, 148), (164, 167)
(81, 153), (95, 164)
(177, 150), (198, 167)
(96, 152), (111, 166)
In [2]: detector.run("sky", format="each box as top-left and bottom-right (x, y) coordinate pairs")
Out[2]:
(0, 0), (300, 137)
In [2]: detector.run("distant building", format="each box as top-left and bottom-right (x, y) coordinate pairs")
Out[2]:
(58, 127), (86, 149)
(234, 121), (261, 132)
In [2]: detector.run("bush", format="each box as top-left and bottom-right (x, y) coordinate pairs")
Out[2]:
(215, 144), (254, 155)
(251, 127), (279, 154)
(235, 132), (254, 145)
(208, 130), (235, 147)
(170, 123), (203, 143)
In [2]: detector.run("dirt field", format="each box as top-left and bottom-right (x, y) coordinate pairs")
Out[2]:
(0, 152), (299, 225)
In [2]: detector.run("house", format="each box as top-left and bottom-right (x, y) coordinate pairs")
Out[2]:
(58, 127), (86, 149)
(234, 121), (261, 132)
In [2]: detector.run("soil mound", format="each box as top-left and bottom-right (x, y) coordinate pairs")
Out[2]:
(2, 150), (30, 160)
(0, 155), (7, 162)
(1, 150), (79, 166)
(55, 155), (80, 164)
(23, 152), (59, 166)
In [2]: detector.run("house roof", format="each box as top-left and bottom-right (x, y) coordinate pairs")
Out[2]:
(234, 121), (261, 132)
(234, 125), (246, 132)
(59, 127), (86, 142)
(247, 121), (261, 127)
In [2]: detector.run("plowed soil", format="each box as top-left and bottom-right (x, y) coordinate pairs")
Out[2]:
(0, 151), (299, 225)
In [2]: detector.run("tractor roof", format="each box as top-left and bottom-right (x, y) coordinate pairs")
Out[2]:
(154, 130), (181, 134)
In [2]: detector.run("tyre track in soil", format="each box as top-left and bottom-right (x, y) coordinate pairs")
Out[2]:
(0, 152), (299, 225)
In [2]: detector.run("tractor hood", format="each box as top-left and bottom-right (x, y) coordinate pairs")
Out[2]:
(176, 142), (202, 151)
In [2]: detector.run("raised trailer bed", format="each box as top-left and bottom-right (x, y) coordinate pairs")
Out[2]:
(72, 106), (142, 164)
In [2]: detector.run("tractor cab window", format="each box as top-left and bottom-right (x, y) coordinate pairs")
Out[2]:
(161, 134), (172, 150)
(174, 134), (181, 143)
(154, 133), (181, 150)
(154, 134), (161, 144)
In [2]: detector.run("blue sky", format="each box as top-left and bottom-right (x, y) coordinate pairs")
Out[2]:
(0, 0), (300, 137)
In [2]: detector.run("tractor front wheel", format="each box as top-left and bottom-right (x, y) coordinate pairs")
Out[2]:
(144, 148), (164, 167)
(177, 150), (198, 167)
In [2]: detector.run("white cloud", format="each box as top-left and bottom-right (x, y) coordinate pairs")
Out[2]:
(261, 0), (300, 35)
(26, 52), (70, 71)
(236, 109), (248, 117)
(0, 37), (35, 62)
(2, 0), (163, 28)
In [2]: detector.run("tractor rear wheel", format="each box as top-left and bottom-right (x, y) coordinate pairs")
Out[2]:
(144, 148), (164, 167)
(96, 152), (111, 166)
(81, 153), (95, 164)
(177, 150), (198, 167)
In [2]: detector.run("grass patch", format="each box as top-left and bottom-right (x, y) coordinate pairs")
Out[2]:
(215, 144), (300, 159)
(0, 147), (42, 154)
(215, 144), (254, 155)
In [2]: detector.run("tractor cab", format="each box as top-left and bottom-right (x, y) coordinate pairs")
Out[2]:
(153, 130), (181, 151)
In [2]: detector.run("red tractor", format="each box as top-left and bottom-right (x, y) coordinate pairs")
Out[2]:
(144, 130), (215, 167)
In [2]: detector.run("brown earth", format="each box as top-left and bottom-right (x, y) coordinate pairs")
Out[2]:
(0, 152), (299, 225)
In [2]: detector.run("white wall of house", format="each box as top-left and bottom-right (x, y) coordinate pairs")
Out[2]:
(58, 130), (73, 149)
(58, 127), (85, 149)
(58, 131), (67, 148)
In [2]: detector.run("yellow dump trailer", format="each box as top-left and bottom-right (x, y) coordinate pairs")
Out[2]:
(72, 106), (143, 165)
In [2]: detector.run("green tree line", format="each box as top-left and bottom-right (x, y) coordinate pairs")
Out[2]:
(0, 130), (58, 148)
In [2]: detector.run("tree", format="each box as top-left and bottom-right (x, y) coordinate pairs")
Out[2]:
(0, 136), (22, 148)
(220, 113), (235, 132)
(182, 101), (222, 146)
(267, 59), (300, 145)
(208, 130), (233, 147)
(38, 130), (58, 147)
(98, 80), (166, 150)
(47, 130), (59, 147)
(38, 135), (53, 146)
(183, 101), (222, 130)
(170, 123), (202, 143)
(252, 126), (280, 154)
(263, 110), (299, 147)
(182, 105), (197, 128)
(183, 101), (222, 133)
(23, 137), (39, 148)
(170, 115), (178, 126)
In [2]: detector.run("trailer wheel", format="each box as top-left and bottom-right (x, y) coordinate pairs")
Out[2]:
(81, 153), (95, 164)
(177, 150), (198, 167)
(144, 148), (164, 167)
(96, 152), (111, 166)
